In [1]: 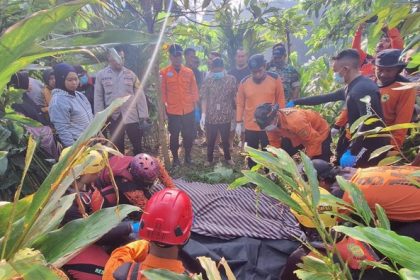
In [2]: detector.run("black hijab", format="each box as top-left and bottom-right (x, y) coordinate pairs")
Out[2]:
(53, 63), (76, 94)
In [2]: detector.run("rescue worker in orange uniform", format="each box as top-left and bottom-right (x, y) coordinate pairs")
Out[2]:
(310, 159), (420, 241)
(254, 103), (332, 161)
(235, 54), (285, 168)
(160, 44), (199, 167)
(374, 49), (417, 148)
(281, 159), (420, 280)
(102, 188), (193, 280)
(352, 22), (404, 79)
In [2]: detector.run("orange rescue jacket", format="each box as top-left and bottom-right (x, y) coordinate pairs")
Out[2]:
(345, 166), (420, 222)
(236, 73), (285, 131)
(160, 65), (199, 115)
(266, 108), (330, 157)
(103, 240), (187, 280)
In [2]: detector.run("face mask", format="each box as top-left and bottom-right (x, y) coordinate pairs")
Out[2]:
(333, 72), (345, 84)
(79, 74), (88, 86)
(212, 71), (225, 80)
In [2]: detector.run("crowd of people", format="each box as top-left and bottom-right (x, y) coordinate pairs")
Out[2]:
(5, 22), (420, 279)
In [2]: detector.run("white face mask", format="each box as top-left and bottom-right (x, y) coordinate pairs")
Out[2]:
(333, 71), (345, 84)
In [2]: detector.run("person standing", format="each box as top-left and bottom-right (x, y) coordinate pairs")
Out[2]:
(205, 51), (222, 79)
(49, 63), (93, 147)
(75, 65), (95, 112)
(229, 48), (251, 84)
(331, 49), (387, 167)
(267, 43), (300, 101)
(236, 54), (285, 168)
(200, 58), (237, 166)
(94, 47), (149, 155)
(184, 47), (204, 87)
(184, 47), (205, 142)
(374, 49), (417, 148)
(160, 44), (199, 167)
(229, 48), (251, 148)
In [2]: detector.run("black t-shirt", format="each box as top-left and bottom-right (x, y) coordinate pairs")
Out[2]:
(192, 68), (204, 88)
(229, 66), (251, 85)
(345, 75), (384, 125)
(294, 76), (384, 127)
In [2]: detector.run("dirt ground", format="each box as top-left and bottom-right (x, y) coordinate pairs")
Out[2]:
(167, 137), (247, 183)
(125, 131), (247, 184)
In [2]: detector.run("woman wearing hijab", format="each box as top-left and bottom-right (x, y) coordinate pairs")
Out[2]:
(49, 63), (93, 147)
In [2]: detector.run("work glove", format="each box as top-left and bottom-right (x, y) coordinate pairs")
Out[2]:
(130, 221), (140, 234)
(330, 127), (340, 138)
(286, 101), (295, 108)
(235, 123), (242, 137)
(340, 150), (357, 167)
(200, 113), (206, 131)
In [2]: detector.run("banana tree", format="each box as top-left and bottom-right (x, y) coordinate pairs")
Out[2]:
(0, 97), (138, 279)
(0, 0), (160, 199)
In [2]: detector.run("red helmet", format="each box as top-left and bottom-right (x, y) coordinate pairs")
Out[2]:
(139, 188), (193, 245)
(129, 153), (159, 185)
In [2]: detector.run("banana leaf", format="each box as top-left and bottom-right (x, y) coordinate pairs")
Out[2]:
(295, 255), (336, 280)
(334, 226), (420, 272)
(0, 195), (32, 236)
(0, 97), (128, 259)
(40, 29), (158, 49)
(33, 204), (138, 266)
(0, 0), (98, 90)
(2, 248), (59, 280)
(241, 170), (303, 213)
(1, 136), (37, 259)
(399, 268), (420, 280)
(0, 261), (58, 280)
(300, 152), (320, 207)
(336, 176), (374, 226)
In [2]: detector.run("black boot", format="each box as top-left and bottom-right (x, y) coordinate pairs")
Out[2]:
(172, 151), (181, 168)
(185, 151), (193, 165)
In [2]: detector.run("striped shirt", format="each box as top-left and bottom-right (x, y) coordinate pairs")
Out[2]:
(153, 179), (303, 240)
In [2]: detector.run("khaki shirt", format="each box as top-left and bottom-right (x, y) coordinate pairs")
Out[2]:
(94, 66), (149, 124)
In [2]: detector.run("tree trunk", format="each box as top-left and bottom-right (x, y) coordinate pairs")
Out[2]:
(153, 58), (171, 166)
(285, 21), (291, 63)
(136, 3), (170, 166)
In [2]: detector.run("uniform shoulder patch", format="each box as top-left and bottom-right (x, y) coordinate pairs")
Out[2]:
(240, 74), (251, 84)
(381, 93), (390, 103)
(267, 71), (279, 79)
